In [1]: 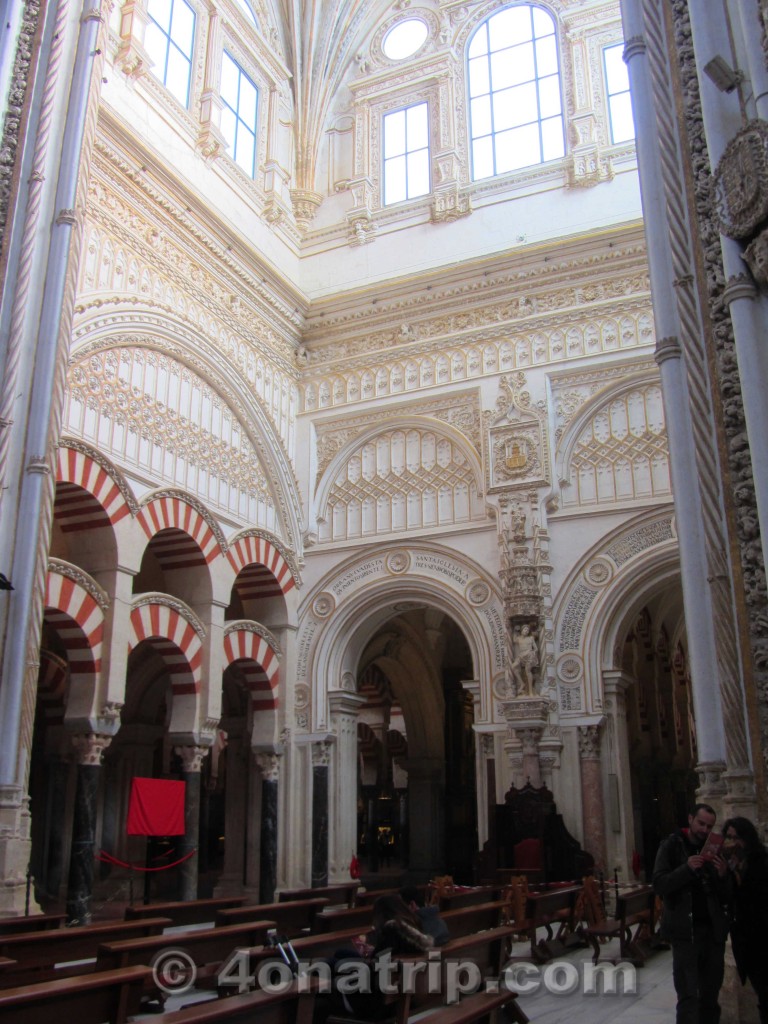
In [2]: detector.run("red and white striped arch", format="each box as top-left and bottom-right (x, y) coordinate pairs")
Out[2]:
(227, 535), (295, 599)
(56, 446), (131, 530)
(44, 571), (104, 677)
(137, 496), (222, 564)
(223, 628), (279, 711)
(129, 603), (202, 695)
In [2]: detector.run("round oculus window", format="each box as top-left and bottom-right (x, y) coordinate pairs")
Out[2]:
(382, 18), (429, 60)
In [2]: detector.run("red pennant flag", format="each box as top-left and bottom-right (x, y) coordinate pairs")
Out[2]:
(349, 853), (361, 879)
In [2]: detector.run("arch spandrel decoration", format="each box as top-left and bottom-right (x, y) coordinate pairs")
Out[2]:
(313, 411), (485, 544)
(558, 380), (671, 508)
(296, 544), (506, 731)
(554, 509), (677, 715)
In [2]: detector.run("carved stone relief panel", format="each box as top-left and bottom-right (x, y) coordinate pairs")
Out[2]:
(486, 373), (549, 493)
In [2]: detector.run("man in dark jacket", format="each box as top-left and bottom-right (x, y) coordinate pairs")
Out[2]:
(653, 803), (730, 1024)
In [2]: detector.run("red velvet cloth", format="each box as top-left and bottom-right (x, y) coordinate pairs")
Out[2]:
(126, 777), (186, 836)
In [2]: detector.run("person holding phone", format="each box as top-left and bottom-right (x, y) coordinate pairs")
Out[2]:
(653, 803), (731, 1024)
(722, 817), (768, 1024)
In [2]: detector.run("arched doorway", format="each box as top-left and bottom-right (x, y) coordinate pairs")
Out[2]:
(353, 606), (477, 882)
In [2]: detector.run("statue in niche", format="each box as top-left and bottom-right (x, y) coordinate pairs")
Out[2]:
(510, 624), (538, 697)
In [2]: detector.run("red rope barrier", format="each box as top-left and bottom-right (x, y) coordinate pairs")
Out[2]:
(96, 848), (197, 871)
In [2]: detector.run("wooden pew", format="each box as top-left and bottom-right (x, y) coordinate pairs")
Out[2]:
(441, 899), (507, 937)
(515, 885), (582, 963)
(125, 896), (248, 928)
(140, 981), (316, 1024)
(328, 986), (528, 1024)
(278, 883), (359, 909)
(0, 913), (66, 936)
(354, 887), (403, 907)
(0, 917), (172, 985)
(581, 884), (657, 965)
(324, 926), (526, 1024)
(97, 919), (277, 994)
(312, 904), (372, 934)
(216, 898), (328, 936)
(436, 885), (500, 911)
(0, 964), (151, 1024)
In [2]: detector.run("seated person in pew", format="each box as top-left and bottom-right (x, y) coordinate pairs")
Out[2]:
(400, 886), (450, 947)
(314, 895), (434, 1023)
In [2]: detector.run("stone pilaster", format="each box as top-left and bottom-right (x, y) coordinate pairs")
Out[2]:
(328, 690), (367, 882)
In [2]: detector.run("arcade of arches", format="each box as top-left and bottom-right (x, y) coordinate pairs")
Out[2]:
(1, 0), (767, 924)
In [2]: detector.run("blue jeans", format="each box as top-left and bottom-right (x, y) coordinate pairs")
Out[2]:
(671, 926), (725, 1024)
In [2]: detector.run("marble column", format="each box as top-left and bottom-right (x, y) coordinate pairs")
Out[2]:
(578, 723), (607, 873)
(174, 745), (208, 901)
(254, 752), (279, 903)
(603, 672), (635, 879)
(404, 756), (444, 881)
(328, 691), (367, 882)
(311, 741), (330, 887)
(214, 726), (246, 895)
(66, 733), (111, 923)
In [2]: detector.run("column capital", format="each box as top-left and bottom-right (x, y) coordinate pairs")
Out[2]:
(577, 722), (603, 760)
(328, 690), (368, 716)
(174, 745), (210, 773)
(71, 733), (112, 766)
(254, 751), (281, 782)
(722, 273), (758, 306)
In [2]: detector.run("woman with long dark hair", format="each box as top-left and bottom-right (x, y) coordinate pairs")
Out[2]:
(722, 816), (768, 1023)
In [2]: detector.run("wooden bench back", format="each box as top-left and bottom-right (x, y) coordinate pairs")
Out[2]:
(312, 904), (372, 933)
(437, 886), (499, 911)
(0, 964), (151, 1024)
(0, 917), (172, 973)
(440, 900), (505, 937)
(0, 913), (66, 936)
(524, 886), (580, 925)
(616, 886), (655, 922)
(278, 883), (359, 908)
(125, 896), (247, 927)
(97, 919), (276, 972)
(217, 898), (329, 936)
(142, 981), (316, 1024)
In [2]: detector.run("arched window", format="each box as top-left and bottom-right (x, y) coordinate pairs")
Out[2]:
(467, 4), (564, 180)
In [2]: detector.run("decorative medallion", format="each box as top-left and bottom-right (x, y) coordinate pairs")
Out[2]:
(466, 580), (491, 606)
(557, 656), (583, 683)
(294, 683), (309, 710)
(713, 120), (768, 240)
(585, 558), (613, 586)
(387, 550), (411, 574)
(312, 593), (335, 618)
